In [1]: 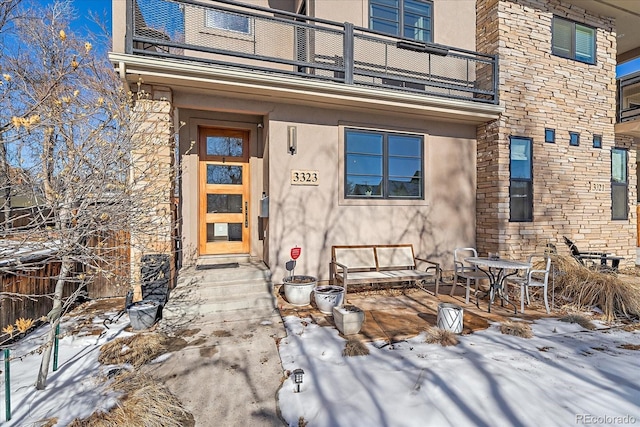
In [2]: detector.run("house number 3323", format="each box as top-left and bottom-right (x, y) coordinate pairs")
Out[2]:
(291, 170), (319, 186)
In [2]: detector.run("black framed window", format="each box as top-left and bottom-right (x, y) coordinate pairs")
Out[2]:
(593, 134), (602, 148)
(569, 131), (580, 146)
(545, 128), (555, 143)
(370, 0), (433, 42)
(611, 148), (628, 220)
(345, 129), (423, 199)
(510, 136), (533, 222)
(552, 16), (596, 64)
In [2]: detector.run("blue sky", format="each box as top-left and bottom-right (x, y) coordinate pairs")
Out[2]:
(33, 0), (112, 37)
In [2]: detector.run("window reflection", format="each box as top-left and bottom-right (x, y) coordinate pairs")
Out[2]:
(207, 194), (242, 213)
(206, 136), (244, 157)
(207, 165), (243, 185)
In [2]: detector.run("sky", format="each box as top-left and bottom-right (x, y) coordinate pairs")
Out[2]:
(2, 304), (640, 426)
(32, 0), (112, 39)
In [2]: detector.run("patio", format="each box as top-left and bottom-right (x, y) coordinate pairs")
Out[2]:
(276, 280), (556, 341)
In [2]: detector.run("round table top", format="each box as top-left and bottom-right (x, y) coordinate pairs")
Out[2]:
(465, 257), (531, 269)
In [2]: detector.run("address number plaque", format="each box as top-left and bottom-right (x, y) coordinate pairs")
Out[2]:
(291, 170), (319, 186)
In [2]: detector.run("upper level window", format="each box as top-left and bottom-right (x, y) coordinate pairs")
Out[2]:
(370, 0), (433, 42)
(205, 9), (250, 34)
(345, 129), (423, 199)
(552, 16), (595, 64)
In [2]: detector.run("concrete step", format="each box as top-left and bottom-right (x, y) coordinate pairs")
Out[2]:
(162, 262), (278, 322)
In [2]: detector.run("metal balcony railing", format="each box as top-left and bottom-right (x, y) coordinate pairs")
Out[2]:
(618, 71), (640, 123)
(126, 0), (498, 104)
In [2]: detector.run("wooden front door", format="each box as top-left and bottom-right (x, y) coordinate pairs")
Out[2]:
(199, 127), (250, 255)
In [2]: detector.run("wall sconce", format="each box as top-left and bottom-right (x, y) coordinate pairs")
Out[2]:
(292, 368), (304, 392)
(288, 126), (297, 155)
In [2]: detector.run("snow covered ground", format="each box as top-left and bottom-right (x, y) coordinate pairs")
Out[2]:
(2, 303), (640, 427)
(278, 316), (640, 427)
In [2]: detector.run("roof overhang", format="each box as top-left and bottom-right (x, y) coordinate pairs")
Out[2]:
(109, 53), (503, 125)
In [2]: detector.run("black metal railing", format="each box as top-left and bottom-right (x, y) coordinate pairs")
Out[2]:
(126, 0), (498, 104)
(618, 71), (640, 123)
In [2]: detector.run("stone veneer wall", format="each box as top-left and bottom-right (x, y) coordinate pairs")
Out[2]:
(130, 97), (176, 300)
(476, 0), (636, 263)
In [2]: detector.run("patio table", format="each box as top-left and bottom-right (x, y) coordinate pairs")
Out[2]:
(466, 257), (531, 314)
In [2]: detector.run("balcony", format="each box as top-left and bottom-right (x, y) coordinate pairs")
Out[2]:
(124, 0), (498, 106)
(618, 71), (640, 123)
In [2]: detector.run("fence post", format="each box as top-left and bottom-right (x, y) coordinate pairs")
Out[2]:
(4, 348), (10, 422)
(53, 323), (60, 372)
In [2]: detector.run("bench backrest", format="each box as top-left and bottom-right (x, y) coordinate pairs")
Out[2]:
(332, 244), (416, 271)
(333, 246), (377, 270)
(375, 245), (416, 270)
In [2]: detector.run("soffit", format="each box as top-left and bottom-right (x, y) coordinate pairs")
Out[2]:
(562, 0), (640, 61)
(109, 53), (503, 125)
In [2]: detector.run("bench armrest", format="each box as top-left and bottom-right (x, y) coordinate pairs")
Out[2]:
(330, 261), (350, 292)
(415, 257), (441, 280)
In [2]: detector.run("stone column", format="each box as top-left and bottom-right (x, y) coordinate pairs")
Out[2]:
(129, 91), (175, 300)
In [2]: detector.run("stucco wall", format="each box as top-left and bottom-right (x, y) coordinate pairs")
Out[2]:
(172, 91), (477, 281)
(476, 0), (636, 263)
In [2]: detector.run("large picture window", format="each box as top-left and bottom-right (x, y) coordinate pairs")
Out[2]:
(510, 137), (533, 222)
(345, 129), (423, 199)
(611, 148), (628, 220)
(552, 16), (596, 64)
(370, 0), (433, 42)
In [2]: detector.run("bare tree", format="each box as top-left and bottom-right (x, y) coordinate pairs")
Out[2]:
(0, 1), (177, 389)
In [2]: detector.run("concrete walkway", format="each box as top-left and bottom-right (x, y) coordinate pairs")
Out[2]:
(144, 265), (287, 426)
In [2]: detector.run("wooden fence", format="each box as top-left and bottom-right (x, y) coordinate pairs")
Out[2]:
(1, 231), (131, 333)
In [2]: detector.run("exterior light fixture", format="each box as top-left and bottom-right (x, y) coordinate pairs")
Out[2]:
(288, 126), (297, 155)
(292, 368), (304, 392)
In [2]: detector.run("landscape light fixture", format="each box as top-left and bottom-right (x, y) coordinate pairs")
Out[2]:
(292, 368), (304, 392)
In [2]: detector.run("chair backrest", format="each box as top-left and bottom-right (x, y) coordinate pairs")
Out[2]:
(376, 245), (415, 270)
(454, 247), (478, 272)
(527, 253), (551, 285)
(332, 246), (377, 270)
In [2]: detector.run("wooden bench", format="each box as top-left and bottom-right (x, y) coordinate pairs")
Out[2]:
(330, 244), (441, 296)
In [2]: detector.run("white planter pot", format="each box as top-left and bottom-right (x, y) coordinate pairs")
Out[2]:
(128, 301), (160, 330)
(436, 302), (464, 334)
(283, 276), (317, 306)
(333, 305), (365, 335)
(314, 285), (345, 314)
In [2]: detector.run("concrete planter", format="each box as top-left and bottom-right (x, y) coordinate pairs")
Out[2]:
(333, 305), (365, 335)
(283, 275), (317, 306)
(314, 285), (344, 314)
(436, 302), (464, 334)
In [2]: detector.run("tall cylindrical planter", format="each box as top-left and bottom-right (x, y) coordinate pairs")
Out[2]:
(283, 276), (317, 306)
(437, 303), (463, 334)
(314, 285), (345, 314)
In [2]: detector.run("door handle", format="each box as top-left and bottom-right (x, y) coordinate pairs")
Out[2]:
(244, 201), (248, 228)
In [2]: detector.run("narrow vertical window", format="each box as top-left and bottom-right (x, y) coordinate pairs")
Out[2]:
(611, 148), (628, 220)
(510, 137), (533, 222)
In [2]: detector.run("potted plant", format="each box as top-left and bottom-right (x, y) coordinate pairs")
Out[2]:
(332, 304), (365, 335)
(314, 285), (345, 314)
(283, 275), (317, 306)
(282, 247), (317, 306)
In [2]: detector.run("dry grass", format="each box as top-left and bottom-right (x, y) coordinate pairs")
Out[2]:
(500, 321), (533, 338)
(425, 327), (459, 346)
(68, 372), (193, 427)
(559, 314), (596, 330)
(552, 255), (640, 322)
(98, 333), (167, 367)
(343, 338), (370, 357)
